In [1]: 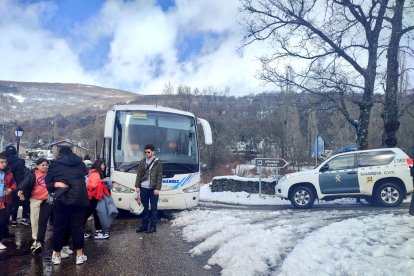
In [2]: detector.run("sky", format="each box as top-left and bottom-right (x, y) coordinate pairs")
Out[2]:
(172, 184), (414, 275)
(0, 0), (272, 95)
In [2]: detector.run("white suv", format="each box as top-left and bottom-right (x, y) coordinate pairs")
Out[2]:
(275, 148), (413, 208)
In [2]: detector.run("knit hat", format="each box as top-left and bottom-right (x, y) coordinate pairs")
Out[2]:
(4, 144), (17, 156)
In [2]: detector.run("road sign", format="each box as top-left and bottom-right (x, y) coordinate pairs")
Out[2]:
(312, 135), (325, 158)
(255, 158), (289, 168)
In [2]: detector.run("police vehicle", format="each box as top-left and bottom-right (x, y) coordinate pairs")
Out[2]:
(275, 148), (413, 208)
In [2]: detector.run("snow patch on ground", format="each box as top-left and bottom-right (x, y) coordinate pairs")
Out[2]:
(200, 183), (366, 206)
(172, 184), (414, 275)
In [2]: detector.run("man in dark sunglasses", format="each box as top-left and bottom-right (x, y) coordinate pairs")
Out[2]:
(134, 144), (163, 233)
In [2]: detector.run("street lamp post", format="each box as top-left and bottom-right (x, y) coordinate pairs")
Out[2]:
(15, 126), (24, 157)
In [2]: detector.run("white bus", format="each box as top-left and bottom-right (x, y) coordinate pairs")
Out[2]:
(103, 105), (213, 210)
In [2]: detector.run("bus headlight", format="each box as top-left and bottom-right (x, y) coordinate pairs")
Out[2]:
(112, 182), (135, 193)
(183, 184), (200, 193)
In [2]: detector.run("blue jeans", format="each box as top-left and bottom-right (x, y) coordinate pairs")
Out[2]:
(140, 188), (159, 229)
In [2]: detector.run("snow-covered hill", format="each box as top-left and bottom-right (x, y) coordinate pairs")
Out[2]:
(0, 80), (137, 121)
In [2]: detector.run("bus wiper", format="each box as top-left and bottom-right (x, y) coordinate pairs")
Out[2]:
(123, 163), (139, 172)
(163, 162), (193, 171)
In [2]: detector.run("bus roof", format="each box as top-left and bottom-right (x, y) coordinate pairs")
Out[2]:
(111, 105), (196, 118)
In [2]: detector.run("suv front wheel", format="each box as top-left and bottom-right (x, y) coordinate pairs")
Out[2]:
(289, 186), (315, 209)
(375, 182), (404, 207)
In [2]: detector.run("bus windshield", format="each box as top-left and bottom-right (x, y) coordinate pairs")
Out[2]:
(113, 111), (199, 174)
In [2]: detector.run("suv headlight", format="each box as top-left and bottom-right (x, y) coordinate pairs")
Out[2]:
(276, 176), (287, 187)
(279, 175), (287, 183)
(183, 184), (200, 193)
(112, 182), (135, 193)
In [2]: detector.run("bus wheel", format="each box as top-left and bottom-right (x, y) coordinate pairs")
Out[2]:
(289, 186), (315, 209)
(375, 182), (403, 207)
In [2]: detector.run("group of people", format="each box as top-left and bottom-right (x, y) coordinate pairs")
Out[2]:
(0, 145), (116, 265)
(0, 143), (163, 266)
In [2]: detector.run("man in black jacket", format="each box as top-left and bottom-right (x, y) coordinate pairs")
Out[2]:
(1, 145), (30, 226)
(45, 146), (89, 265)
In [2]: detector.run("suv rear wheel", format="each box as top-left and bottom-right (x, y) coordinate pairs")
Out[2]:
(289, 186), (315, 209)
(375, 182), (404, 207)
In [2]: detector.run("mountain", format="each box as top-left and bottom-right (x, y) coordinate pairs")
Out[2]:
(0, 80), (137, 121)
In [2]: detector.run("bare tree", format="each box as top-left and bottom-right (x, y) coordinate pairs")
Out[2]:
(382, 0), (414, 147)
(162, 82), (174, 95)
(241, 0), (389, 149)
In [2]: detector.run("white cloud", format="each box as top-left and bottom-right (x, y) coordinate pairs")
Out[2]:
(0, 0), (273, 95)
(0, 0), (96, 84)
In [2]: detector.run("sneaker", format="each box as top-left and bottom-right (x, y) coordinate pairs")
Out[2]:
(83, 233), (92, 239)
(52, 252), (61, 265)
(20, 218), (31, 226)
(10, 220), (18, 227)
(94, 232), (109, 240)
(93, 230), (101, 238)
(60, 250), (69, 259)
(31, 241), (37, 251)
(62, 246), (73, 255)
(32, 242), (42, 254)
(76, 254), (87, 265)
(0, 242), (6, 250)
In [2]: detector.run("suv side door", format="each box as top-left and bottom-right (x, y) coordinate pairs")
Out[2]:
(319, 153), (359, 194)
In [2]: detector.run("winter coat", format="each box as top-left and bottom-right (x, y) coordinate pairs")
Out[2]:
(86, 169), (110, 201)
(17, 170), (36, 200)
(134, 158), (163, 190)
(96, 194), (118, 231)
(45, 153), (89, 207)
(4, 154), (25, 185)
(18, 169), (48, 201)
(0, 168), (17, 206)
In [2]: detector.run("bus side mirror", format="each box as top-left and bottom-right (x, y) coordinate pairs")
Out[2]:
(197, 118), (213, 145)
(104, 110), (116, 138)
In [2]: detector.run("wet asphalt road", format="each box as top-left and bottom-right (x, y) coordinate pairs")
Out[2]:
(0, 202), (410, 276)
(0, 210), (221, 276)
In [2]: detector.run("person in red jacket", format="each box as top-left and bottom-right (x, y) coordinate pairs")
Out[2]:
(84, 159), (110, 240)
(1, 145), (29, 226)
(17, 158), (73, 256)
(0, 154), (17, 250)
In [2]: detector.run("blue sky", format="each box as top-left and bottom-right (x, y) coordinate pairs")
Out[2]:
(2, 1), (413, 95)
(0, 0), (269, 94)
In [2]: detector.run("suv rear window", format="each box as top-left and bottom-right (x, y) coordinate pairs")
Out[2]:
(357, 150), (395, 167)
